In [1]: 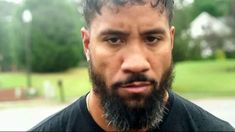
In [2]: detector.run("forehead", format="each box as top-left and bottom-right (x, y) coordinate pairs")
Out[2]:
(89, 3), (170, 33)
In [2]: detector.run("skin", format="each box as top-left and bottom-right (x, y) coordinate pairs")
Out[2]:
(81, 2), (175, 131)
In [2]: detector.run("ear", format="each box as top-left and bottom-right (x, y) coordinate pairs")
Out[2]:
(81, 27), (90, 61)
(170, 26), (175, 50)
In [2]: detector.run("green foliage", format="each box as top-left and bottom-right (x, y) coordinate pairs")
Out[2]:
(13, 0), (84, 72)
(213, 49), (226, 60)
(172, 5), (194, 62)
(0, 21), (13, 71)
(172, 0), (235, 62)
(225, 51), (235, 59)
(192, 0), (231, 18)
(187, 40), (203, 60)
(173, 36), (189, 62)
(0, 1), (18, 71)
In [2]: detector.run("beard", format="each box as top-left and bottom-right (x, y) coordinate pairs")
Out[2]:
(88, 60), (174, 131)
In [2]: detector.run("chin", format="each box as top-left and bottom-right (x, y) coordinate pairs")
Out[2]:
(117, 90), (153, 108)
(125, 99), (146, 108)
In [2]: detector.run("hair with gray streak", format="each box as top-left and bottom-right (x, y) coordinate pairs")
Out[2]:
(82, 0), (174, 27)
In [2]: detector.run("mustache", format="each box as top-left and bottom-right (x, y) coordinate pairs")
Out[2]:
(111, 73), (157, 89)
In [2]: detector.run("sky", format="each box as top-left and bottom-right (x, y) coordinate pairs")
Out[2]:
(4, 0), (22, 4)
(175, 0), (194, 9)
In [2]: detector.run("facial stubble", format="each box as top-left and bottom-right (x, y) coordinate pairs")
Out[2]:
(88, 60), (174, 131)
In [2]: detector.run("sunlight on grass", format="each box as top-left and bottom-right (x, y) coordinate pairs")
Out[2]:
(173, 59), (235, 98)
(0, 59), (235, 100)
(0, 67), (91, 100)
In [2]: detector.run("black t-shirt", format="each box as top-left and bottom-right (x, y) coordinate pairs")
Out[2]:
(30, 91), (234, 131)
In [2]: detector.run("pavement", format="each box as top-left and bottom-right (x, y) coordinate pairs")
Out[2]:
(192, 98), (235, 127)
(0, 98), (234, 131)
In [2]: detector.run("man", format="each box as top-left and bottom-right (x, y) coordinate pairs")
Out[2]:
(31, 0), (234, 131)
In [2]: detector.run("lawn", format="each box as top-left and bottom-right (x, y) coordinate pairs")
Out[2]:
(0, 68), (91, 101)
(173, 59), (235, 98)
(0, 59), (235, 100)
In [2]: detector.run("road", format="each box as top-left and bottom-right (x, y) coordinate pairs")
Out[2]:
(0, 98), (234, 131)
(192, 98), (235, 127)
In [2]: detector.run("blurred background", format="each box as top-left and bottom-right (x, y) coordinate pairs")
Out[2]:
(0, 0), (234, 130)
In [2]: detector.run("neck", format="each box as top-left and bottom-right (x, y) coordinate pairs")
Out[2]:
(86, 90), (169, 131)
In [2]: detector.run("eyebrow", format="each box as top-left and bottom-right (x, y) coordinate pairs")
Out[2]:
(98, 28), (166, 37)
(140, 28), (166, 36)
(99, 29), (130, 37)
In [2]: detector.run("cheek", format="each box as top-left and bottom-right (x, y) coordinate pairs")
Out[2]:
(158, 44), (172, 66)
(90, 47), (108, 73)
(90, 46), (121, 86)
(150, 50), (172, 81)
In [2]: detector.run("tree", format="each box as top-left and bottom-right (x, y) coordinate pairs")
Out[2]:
(225, 0), (235, 59)
(13, 0), (84, 72)
(172, 0), (233, 62)
(190, 0), (234, 60)
(172, 2), (194, 62)
(192, 0), (230, 18)
(0, 1), (17, 71)
(0, 21), (11, 71)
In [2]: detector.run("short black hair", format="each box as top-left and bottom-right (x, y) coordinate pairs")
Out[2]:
(82, 0), (174, 28)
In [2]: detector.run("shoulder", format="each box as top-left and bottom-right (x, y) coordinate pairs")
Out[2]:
(29, 95), (87, 131)
(169, 91), (234, 131)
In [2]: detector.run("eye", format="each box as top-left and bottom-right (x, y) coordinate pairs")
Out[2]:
(105, 36), (124, 45)
(144, 35), (160, 45)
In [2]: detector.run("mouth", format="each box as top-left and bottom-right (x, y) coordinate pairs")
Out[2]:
(120, 81), (152, 94)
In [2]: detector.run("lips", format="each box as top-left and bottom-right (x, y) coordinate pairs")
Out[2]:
(120, 81), (151, 93)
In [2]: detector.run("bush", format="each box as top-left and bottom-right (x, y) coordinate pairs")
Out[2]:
(213, 49), (226, 60)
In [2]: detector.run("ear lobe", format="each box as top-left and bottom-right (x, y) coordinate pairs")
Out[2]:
(81, 27), (90, 61)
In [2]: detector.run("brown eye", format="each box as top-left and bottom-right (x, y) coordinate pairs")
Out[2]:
(108, 37), (121, 44)
(105, 36), (124, 45)
(144, 35), (159, 45)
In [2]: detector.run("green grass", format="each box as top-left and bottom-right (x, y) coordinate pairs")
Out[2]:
(173, 59), (235, 98)
(0, 59), (235, 100)
(0, 68), (91, 100)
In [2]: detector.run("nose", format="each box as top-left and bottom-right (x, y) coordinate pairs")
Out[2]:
(121, 47), (150, 73)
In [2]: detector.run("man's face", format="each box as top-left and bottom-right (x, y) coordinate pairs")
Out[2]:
(81, 2), (175, 130)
